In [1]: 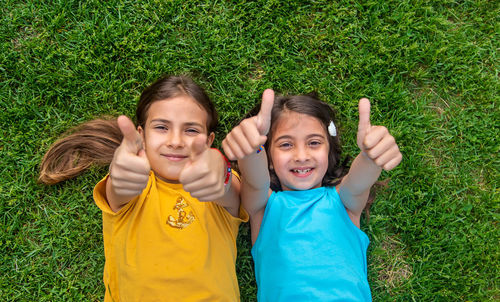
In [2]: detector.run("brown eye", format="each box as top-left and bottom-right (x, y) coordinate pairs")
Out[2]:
(279, 142), (292, 149)
(154, 125), (168, 131)
(185, 128), (201, 135)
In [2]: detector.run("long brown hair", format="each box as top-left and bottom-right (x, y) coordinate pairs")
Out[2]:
(39, 75), (217, 185)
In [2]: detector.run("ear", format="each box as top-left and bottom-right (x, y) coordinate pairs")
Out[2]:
(137, 126), (146, 149)
(207, 132), (215, 147)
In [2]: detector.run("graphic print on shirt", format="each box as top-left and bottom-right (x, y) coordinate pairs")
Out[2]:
(167, 196), (195, 229)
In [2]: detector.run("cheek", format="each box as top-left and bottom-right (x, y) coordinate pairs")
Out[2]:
(142, 136), (153, 150)
(270, 151), (288, 173)
(143, 134), (162, 152)
(319, 150), (330, 174)
(269, 149), (280, 168)
(320, 149), (330, 165)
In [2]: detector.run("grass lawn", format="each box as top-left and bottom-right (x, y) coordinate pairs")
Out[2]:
(1, 0), (498, 300)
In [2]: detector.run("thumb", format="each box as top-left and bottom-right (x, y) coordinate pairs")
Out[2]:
(188, 134), (209, 163)
(117, 115), (143, 154)
(357, 98), (372, 149)
(358, 98), (372, 135)
(256, 89), (275, 135)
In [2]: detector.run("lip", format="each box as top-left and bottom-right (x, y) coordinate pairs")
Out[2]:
(290, 167), (314, 178)
(161, 154), (188, 162)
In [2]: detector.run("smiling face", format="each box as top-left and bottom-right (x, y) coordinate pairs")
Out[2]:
(269, 110), (330, 191)
(138, 95), (214, 183)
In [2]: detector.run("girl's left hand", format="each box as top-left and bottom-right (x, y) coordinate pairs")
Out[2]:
(179, 137), (228, 201)
(357, 98), (402, 171)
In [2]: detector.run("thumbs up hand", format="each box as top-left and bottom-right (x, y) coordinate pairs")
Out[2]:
(179, 135), (228, 201)
(356, 98), (402, 171)
(108, 115), (151, 198)
(222, 89), (275, 160)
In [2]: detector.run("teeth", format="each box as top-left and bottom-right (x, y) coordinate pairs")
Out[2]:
(293, 169), (311, 174)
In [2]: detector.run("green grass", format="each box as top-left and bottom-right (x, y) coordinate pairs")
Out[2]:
(1, 0), (498, 300)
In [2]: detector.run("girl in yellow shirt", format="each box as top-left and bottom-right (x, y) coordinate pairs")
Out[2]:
(40, 75), (248, 302)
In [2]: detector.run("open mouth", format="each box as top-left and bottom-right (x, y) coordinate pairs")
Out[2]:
(291, 168), (314, 176)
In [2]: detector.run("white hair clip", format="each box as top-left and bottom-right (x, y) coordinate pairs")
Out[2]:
(328, 121), (337, 137)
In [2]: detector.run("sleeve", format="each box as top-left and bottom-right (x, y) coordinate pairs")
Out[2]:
(207, 170), (249, 239)
(93, 175), (117, 215)
(93, 174), (150, 216)
(230, 169), (249, 223)
(235, 203), (249, 223)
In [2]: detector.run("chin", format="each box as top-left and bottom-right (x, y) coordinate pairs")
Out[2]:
(155, 172), (182, 183)
(296, 182), (322, 191)
(282, 183), (313, 191)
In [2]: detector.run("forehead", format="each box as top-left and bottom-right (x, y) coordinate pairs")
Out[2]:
(147, 95), (208, 125)
(273, 111), (326, 136)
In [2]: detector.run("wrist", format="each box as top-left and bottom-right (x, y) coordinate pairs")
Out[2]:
(211, 148), (232, 191)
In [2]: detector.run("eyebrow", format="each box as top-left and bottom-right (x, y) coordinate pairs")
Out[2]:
(150, 119), (204, 128)
(274, 133), (326, 142)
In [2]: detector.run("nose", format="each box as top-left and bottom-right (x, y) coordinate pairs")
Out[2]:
(293, 145), (310, 162)
(167, 130), (184, 148)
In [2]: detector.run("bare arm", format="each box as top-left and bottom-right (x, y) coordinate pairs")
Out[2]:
(215, 171), (241, 217)
(337, 152), (381, 218)
(238, 150), (271, 244)
(239, 150), (271, 213)
(338, 99), (402, 226)
(222, 89), (275, 243)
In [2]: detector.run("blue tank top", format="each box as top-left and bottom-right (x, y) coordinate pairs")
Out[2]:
(251, 186), (371, 301)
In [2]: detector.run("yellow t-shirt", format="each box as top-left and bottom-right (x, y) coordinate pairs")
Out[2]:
(93, 171), (248, 302)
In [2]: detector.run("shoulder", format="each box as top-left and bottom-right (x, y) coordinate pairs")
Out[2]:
(94, 173), (155, 216)
(331, 186), (361, 228)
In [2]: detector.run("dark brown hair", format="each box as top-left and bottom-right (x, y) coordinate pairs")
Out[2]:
(136, 75), (217, 132)
(265, 93), (348, 191)
(248, 93), (376, 217)
(39, 75), (217, 184)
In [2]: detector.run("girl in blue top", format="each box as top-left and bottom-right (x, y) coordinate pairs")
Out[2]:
(222, 90), (402, 301)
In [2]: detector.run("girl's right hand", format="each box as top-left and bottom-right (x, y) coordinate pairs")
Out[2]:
(222, 89), (274, 160)
(108, 115), (151, 198)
